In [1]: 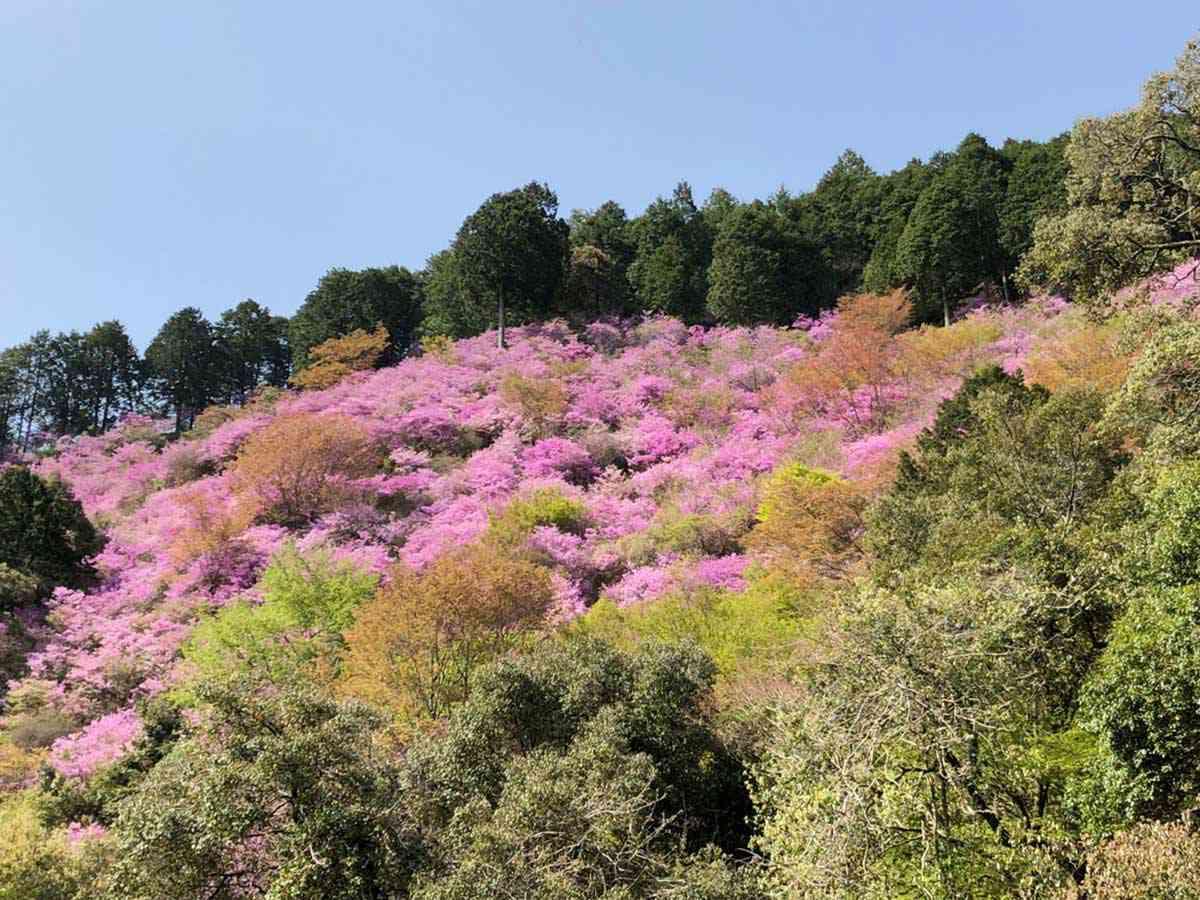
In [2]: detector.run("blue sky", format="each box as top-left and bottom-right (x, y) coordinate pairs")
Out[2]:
(1, 1), (1195, 348)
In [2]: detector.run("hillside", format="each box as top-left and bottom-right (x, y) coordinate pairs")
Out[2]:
(11, 294), (1061, 757)
(2, 28), (1200, 898)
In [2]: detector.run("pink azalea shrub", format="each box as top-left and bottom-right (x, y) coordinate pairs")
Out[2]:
(48, 708), (143, 779)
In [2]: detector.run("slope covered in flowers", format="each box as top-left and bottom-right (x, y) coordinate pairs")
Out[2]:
(8, 296), (1125, 779)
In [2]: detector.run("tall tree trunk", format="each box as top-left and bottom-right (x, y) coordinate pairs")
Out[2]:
(497, 286), (506, 350)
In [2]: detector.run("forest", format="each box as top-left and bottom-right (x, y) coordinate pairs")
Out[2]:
(1, 30), (1200, 900)
(2, 123), (1069, 446)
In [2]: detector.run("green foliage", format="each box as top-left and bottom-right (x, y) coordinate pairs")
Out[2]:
(144, 307), (221, 432)
(289, 265), (423, 368)
(627, 182), (713, 322)
(576, 574), (810, 679)
(1076, 586), (1200, 826)
(403, 638), (753, 896)
(998, 133), (1069, 262)
(214, 299), (290, 401)
(1104, 317), (1200, 461)
(0, 466), (99, 598)
(615, 510), (746, 569)
(861, 157), (940, 294)
(869, 370), (1120, 581)
(1130, 462), (1200, 586)
(1020, 38), (1200, 301)
(753, 573), (1091, 897)
(102, 678), (422, 900)
(180, 544), (379, 686)
(37, 697), (184, 829)
(783, 149), (886, 308)
(0, 563), (38, 611)
(444, 182), (570, 345)
(486, 487), (590, 547)
(706, 200), (824, 325)
(0, 792), (104, 900)
(566, 200), (637, 319)
(561, 244), (633, 323)
(893, 134), (1011, 323)
(756, 463), (837, 523)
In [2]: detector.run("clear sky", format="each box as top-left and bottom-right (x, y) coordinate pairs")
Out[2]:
(2, 1), (1196, 348)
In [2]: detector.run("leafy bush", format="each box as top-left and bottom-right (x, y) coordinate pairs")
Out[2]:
(1076, 586), (1200, 825)
(101, 678), (421, 900)
(0, 563), (38, 612)
(0, 792), (104, 900)
(575, 573), (810, 679)
(868, 372), (1120, 580)
(230, 413), (382, 525)
(753, 573), (1090, 897)
(486, 487), (590, 548)
(403, 638), (754, 895)
(1104, 318), (1200, 461)
(341, 542), (553, 719)
(181, 544), (379, 687)
(0, 466), (100, 595)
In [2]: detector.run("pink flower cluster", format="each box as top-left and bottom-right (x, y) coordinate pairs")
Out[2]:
(49, 708), (143, 779)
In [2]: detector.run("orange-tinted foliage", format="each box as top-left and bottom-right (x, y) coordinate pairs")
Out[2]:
(171, 485), (251, 564)
(1066, 822), (1200, 899)
(230, 413), (381, 526)
(1025, 323), (1133, 394)
(290, 324), (390, 391)
(780, 291), (913, 435)
(499, 372), (569, 438)
(896, 317), (1004, 382)
(340, 542), (554, 720)
(748, 464), (870, 584)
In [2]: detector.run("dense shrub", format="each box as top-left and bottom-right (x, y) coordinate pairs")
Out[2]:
(101, 678), (422, 900)
(230, 413), (382, 525)
(1076, 586), (1200, 826)
(403, 638), (754, 896)
(749, 463), (868, 583)
(181, 544), (379, 687)
(341, 542), (554, 719)
(0, 467), (100, 595)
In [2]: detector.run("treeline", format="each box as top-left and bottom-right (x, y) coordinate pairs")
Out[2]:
(0, 129), (1068, 452)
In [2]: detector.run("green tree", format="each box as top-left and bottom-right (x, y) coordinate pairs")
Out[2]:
(706, 200), (823, 324)
(215, 299), (289, 402)
(894, 134), (1011, 324)
(559, 244), (630, 323)
(861, 157), (941, 294)
(403, 638), (754, 897)
(627, 182), (714, 322)
(102, 679), (422, 900)
(568, 200), (637, 275)
(1021, 37), (1200, 301)
(418, 248), (475, 338)
(787, 149), (884, 307)
(450, 182), (569, 347)
(289, 266), (423, 367)
(998, 134), (1069, 263)
(0, 466), (99, 597)
(753, 573), (1092, 896)
(144, 307), (220, 432)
